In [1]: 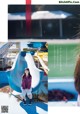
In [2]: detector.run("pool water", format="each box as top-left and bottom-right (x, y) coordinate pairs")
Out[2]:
(48, 79), (78, 102)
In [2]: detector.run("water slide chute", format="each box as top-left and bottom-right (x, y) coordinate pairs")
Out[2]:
(7, 52), (43, 92)
(7, 52), (27, 92)
(25, 53), (43, 92)
(0, 43), (44, 92)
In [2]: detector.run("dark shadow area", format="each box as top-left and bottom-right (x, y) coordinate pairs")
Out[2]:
(0, 83), (9, 88)
(48, 89), (78, 102)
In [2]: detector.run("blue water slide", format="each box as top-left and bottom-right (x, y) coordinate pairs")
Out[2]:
(7, 52), (27, 92)
(7, 51), (44, 92)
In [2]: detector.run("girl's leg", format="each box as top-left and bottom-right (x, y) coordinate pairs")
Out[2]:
(27, 94), (32, 99)
(27, 94), (33, 105)
(20, 88), (26, 101)
(26, 89), (33, 104)
(77, 94), (80, 106)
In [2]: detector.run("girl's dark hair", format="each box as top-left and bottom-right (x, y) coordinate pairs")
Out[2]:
(74, 56), (80, 94)
(23, 68), (31, 78)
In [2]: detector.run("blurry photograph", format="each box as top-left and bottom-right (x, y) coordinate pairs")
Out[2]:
(48, 40), (80, 106)
(8, 5), (80, 40)
(0, 42), (48, 114)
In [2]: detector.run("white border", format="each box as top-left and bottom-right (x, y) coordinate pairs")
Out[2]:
(48, 78), (74, 83)
(7, 0), (80, 4)
(0, 0), (80, 114)
(48, 107), (80, 114)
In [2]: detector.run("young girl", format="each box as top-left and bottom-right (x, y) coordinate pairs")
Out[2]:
(74, 56), (80, 106)
(21, 68), (32, 105)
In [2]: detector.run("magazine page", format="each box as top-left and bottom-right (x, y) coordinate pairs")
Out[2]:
(0, 0), (80, 114)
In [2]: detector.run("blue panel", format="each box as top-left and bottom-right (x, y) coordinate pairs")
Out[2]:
(27, 42), (46, 48)
(0, 71), (9, 85)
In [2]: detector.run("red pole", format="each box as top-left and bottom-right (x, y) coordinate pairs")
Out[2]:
(26, 0), (31, 4)
(26, 0), (31, 37)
